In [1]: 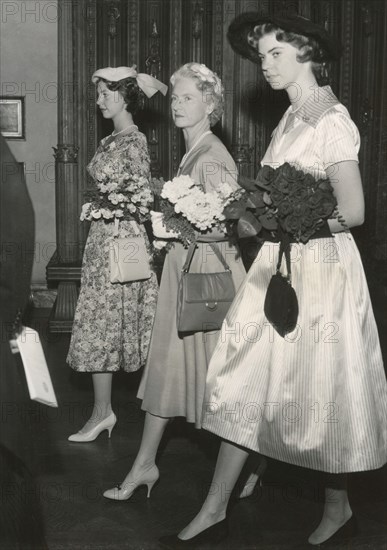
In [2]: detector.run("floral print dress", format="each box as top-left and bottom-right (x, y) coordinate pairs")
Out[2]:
(67, 131), (158, 373)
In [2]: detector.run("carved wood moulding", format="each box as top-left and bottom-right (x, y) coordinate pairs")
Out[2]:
(86, 1), (97, 170)
(192, 1), (204, 40)
(106, 0), (120, 39)
(213, 0), (223, 78)
(192, 0), (204, 62)
(53, 144), (79, 163)
(145, 19), (162, 77)
(127, 0), (139, 65)
(169, 0), (183, 177)
(339, 0), (354, 108)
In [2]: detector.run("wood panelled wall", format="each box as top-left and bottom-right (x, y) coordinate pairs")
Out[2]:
(48, 0), (387, 331)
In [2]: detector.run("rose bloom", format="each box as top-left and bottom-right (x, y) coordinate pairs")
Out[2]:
(279, 163), (299, 185)
(302, 213), (318, 229)
(318, 179), (335, 193)
(282, 214), (301, 235)
(257, 165), (275, 188)
(277, 200), (294, 216)
(270, 188), (286, 205)
(291, 183), (309, 201)
(272, 174), (291, 194)
(293, 203), (312, 218)
(316, 199), (336, 218)
(308, 193), (336, 218)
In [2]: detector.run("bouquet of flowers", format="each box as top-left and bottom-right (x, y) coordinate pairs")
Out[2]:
(80, 166), (153, 224)
(155, 175), (239, 247)
(224, 163), (341, 244)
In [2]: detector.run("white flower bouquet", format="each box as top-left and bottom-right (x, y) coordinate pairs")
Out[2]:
(156, 175), (236, 247)
(81, 166), (153, 224)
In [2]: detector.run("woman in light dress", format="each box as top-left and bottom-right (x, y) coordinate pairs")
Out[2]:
(102, 63), (246, 500)
(158, 14), (387, 549)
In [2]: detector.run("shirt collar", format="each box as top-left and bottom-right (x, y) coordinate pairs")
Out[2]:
(289, 86), (340, 129)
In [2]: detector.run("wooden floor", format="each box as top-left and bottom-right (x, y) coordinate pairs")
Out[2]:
(23, 303), (387, 550)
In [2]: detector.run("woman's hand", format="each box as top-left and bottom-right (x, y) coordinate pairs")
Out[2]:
(150, 211), (179, 239)
(326, 161), (365, 232)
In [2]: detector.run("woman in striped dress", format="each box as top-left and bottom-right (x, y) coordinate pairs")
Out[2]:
(159, 13), (387, 549)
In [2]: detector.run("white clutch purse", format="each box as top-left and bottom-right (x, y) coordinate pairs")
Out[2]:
(109, 221), (152, 284)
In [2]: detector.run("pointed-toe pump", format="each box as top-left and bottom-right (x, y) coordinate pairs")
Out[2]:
(308, 514), (357, 546)
(238, 458), (267, 499)
(68, 412), (117, 442)
(159, 518), (228, 549)
(103, 465), (159, 501)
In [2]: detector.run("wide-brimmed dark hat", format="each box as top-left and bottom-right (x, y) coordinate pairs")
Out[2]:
(227, 12), (341, 64)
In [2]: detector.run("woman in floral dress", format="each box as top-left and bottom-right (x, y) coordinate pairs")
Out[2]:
(67, 67), (167, 442)
(159, 14), (387, 549)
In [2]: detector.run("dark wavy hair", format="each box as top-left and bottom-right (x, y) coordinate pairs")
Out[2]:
(96, 77), (145, 114)
(248, 23), (329, 84)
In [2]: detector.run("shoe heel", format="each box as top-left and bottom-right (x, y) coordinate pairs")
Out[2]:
(146, 479), (157, 498)
(107, 415), (117, 438)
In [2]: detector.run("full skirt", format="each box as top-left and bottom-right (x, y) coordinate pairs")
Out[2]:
(137, 241), (246, 428)
(67, 220), (158, 372)
(203, 233), (387, 473)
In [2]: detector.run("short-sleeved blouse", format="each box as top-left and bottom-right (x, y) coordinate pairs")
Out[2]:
(262, 86), (360, 174)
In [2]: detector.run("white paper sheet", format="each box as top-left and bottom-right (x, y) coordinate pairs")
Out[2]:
(16, 327), (58, 407)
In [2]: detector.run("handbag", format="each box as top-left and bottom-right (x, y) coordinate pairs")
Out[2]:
(264, 232), (299, 337)
(109, 221), (152, 284)
(177, 242), (236, 333)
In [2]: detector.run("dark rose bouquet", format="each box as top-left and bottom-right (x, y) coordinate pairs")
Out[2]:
(224, 163), (340, 244)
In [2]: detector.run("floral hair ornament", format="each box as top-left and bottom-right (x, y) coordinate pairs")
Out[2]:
(173, 63), (223, 96)
(91, 66), (168, 98)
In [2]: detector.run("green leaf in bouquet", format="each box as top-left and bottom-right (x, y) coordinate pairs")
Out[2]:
(258, 211), (278, 230)
(238, 175), (259, 191)
(247, 190), (266, 208)
(223, 200), (247, 219)
(150, 177), (166, 196)
(255, 205), (268, 215)
(237, 212), (262, 238)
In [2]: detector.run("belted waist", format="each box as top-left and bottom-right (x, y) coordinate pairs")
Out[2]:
(260, 221), (332, 244)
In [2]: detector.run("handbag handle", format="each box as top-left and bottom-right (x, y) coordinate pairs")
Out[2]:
(182, 242), (231, 273)
(276, 230), (292, 283)
(113, 218), (141, 238)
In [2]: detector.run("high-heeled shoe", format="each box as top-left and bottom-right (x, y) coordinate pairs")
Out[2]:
(68, 412), (117, 442)
(238, 457), (267, 499)
(103, 464), (159, 501)
(308, 514), (357, 546)
(159, 518), (228, 549)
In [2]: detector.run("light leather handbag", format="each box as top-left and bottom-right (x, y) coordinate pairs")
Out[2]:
(109, 220), (152, 284)
(177, 242), (236, 333)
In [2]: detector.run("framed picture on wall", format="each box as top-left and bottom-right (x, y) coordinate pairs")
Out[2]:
(0, 96), (25, 139)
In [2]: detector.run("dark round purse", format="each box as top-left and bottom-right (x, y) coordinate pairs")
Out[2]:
(264, 233), (299, 337)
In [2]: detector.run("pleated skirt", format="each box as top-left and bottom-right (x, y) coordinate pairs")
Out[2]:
(202, 233), (387, 473)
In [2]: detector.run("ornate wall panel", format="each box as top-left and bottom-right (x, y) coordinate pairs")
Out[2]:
(49, 0), (387, 330)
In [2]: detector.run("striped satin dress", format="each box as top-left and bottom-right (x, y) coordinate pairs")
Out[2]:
(202, 86), (387, 473)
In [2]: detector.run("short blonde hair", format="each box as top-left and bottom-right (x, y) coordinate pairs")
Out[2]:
(170, 63), (224, 126)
